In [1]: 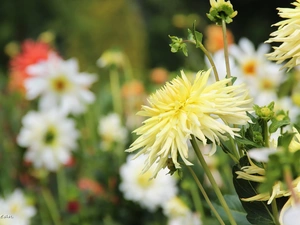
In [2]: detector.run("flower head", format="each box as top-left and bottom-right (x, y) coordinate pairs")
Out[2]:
(98, 113), (128, 150)
(17, 110), (79, 171)
(119, 154), (178, 212)
(281, 203), (300, 225)
(163, 196), (202, 225)
(25, 53), (97, 115)
(96, 48), (126, 68)
(8, 39), (55, 92)
(265, 0), (300, 71)
(230, 38), (284, 105)
(127, 69), (252, 177)
(0, 189), (36, 225)
(207, 0), (237, 25)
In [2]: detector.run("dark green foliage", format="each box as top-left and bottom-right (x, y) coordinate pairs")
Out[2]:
(232, 156), (288, 225)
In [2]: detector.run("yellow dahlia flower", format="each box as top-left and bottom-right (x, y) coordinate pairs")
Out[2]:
(265, 0), (300, 70)
(126, 69), (252, 177)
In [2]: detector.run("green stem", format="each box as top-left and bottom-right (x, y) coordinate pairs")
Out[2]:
(109, 68), (122, 116)
(271, 199), (280, 225)
(263, 120), (269, 147)
(38, 192), (49, 225)
(189, 177), (206, 221)
(57, 169), (66, 210)
(229, 136), (240, 161)
(284, 165), (299, 203)
(199, 43), (220, 81)
(123, 55), (134, 81)
(183, 40), (219, 81)
(187, 166), (225, 225)
(41, 187), (62, 225)
(221, 19), (231, 83)
(190, 136), (237, 225)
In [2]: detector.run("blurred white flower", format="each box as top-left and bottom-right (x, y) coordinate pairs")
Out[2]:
(205, 48), (241, 83)
(119, 154), (178, 212)
(25, 53), (97, 115)
(275, 97), (300, 123)
(0, 189), (36, 225)
(281, 203), (300, 225)
(17, 110), (79, 171)
(98, 113), (127, 150)
(230, 38), (284, 106)
(248, 147), (277, 162)
(163, 196), (190, 218)
(163, 197), (202, 225)
(167, 213), (202, 225)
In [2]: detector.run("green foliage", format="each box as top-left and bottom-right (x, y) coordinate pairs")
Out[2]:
(187, 22), (203, 49)
(232, 156), (288, 225)
(169, 35), (188, 56)
(269, 110), (290, 134)
(206, 0), (237, 25)
(235, 113), (264, 150)
(212, 195), (251, 225)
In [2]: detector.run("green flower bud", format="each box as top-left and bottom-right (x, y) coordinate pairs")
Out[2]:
(253, 102), (275, 121)
(207, 0), (237, 25)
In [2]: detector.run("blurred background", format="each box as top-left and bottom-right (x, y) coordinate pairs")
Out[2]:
(0, 0), (292, 75)
(0, 1), (296, 225)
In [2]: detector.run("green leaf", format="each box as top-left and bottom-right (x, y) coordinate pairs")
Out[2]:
(278, 132), (295, 150)
(235, 137), (262, 149)
(187, 28), (194, 41)
(232, 156), (288, 225)
(192, 22), (203, 48)
(212, 195), (252, 225)
(258, 154), (282, 194)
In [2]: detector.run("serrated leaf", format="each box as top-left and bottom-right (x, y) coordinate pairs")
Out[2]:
(192, 21), (203, 48)
(235, 137), (262, 149)
(187, 28), (194, 41)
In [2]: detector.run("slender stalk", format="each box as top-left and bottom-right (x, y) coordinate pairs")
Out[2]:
(109, 68), (122, 116)
(271, 199), (280, 225)
(284, 165), (299, 203)
(221, 19), (231, 82)
(189, 178), (206, 221)
(198, 43), (220, 81)
(38, 192), (49, 225)
(41, 187), (62, 225)
(124, 55), (134, 81)
(187, 166), (225, 225)
(228, 136), (240, 161)
(57, 169), (66, 210)
(263, 120), (269, 147)
(183, 40), (219, 81)
(190, 136), (237, 225)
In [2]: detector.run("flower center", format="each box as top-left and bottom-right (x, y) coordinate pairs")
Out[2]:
(242, 59), (257, 76)
(261, 79), (274, 90)
(43, 126), (57, 145)
(50, 75), (70, 93)
(292, 93), (300, 106)
(10, 203), (20, 214)
(137, 171), (153, 188)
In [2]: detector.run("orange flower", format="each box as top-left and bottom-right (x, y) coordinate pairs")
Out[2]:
(204, 24), (234, 53)
(150, 67), (169, 84)
(121, 80), (145, 99)
(8, 40), (56, 93)
(78, 178), (104, 196)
